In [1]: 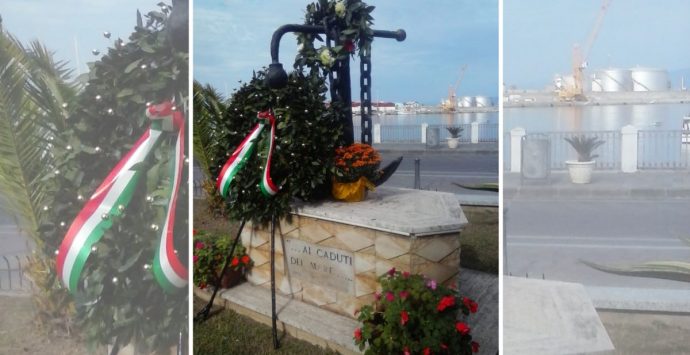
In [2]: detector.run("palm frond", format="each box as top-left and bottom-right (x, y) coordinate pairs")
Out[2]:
(192, 81), (226, 179)
(0, 31), (77, 242)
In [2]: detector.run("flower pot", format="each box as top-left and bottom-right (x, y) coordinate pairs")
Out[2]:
(447, 137), (459, 149)
(332, 176), (375, 202)
(220, 268), (244, 289)
(565, 160), (595, 184)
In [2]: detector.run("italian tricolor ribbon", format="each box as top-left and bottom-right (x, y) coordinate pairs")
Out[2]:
(216, 110), (279, 198)
(56, 101), (188, 293)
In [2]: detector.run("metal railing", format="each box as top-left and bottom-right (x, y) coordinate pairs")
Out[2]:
(0, 254), (32, 291)
(638, 130), (689, 169)
(436, 124), (472, 143)
(478, 124), (499, 142)
(537, 131), (621, 170)
(380, 124), (421, 143)
(355, 123), (498, 144)
(504, 132), (511, 171)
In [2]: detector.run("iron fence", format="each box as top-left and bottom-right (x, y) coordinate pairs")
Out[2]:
(638, 130), (689, 169)
(537, 131), (621, 170)
(435, 124), (472, 143)
(0, 254), (32, 291)
(478, 124), (499, 142)
(380, 124), (421, 143)
(504, 132), (511, 171)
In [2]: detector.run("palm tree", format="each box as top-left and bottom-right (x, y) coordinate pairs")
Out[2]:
(0, 29), (78, 331)
(193, 81), (228, 215)
(0, 30), (76, 244)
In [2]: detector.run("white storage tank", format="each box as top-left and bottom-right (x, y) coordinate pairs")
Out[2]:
(458, 96), (474, 108)
(474, 96), (492, 107)
(631, 67), (669, 91)
(596, 68), (633, 92)
(590, 74), (602, 92)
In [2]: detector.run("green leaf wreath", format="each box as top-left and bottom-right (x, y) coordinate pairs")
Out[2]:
(37, 3), (188, 352)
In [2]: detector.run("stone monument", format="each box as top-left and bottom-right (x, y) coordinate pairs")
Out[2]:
(241, 187), (467, 318)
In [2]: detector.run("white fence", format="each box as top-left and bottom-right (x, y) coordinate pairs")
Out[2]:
(507, 125), (690, 172)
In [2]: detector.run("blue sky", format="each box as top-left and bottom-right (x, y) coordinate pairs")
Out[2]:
(2, 0), (166, 76)
(194, 0), (498, 104)
(505, 0), (690, 90)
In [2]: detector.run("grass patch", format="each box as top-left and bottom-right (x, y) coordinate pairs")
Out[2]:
(193, 297), (339, 355)
(459, 206), (498, 274)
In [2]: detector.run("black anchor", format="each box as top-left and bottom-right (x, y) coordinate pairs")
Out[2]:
(266, 23), (405, 186)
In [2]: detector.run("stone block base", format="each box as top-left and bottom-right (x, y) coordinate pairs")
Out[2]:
(241, 187), (467, 319)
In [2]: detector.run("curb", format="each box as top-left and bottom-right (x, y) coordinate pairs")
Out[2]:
(586, 286), (690, 314)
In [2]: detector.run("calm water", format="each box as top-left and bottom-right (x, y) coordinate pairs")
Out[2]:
(354, 111), (499, 127)
(504, 103), (690, 133)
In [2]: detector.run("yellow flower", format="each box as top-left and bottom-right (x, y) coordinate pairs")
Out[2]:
(335, 1), (346, 18)
(319, 47), (334, 67)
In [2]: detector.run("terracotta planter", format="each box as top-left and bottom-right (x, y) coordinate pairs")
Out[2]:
(566, 160), (595, 184)
(447, 137), (459, 149)
(220, 268), (245, 289)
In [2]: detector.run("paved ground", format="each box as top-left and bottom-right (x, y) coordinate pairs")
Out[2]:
(458, 269), (498, 355)
(505, 171), (690, 311)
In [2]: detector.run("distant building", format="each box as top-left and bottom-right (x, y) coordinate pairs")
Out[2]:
(352, 101), (396, 114)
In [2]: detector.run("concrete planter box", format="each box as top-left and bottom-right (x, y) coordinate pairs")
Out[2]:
(447, 137), (460, 149)
(241, 187), (467, 319)
(566, 160), (595, 184)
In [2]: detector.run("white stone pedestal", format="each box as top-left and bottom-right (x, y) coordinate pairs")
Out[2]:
(504, 277), (615, 354)
(241, 187), (467, 318)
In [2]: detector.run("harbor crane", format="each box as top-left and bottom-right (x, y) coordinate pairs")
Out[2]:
(559, 0), (612, 101)
(443, 64), (468, 111)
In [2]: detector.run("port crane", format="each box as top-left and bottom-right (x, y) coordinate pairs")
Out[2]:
(559, 0), (612, 101)
(443, 64), (468, 111)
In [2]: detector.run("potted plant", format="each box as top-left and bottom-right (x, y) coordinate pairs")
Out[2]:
(446, 126), (463, 148)
(332, 143), (382, 202)
(354, 268), (479, 354)
(193, 230), (253, 290)
(564, 135), (605, 184)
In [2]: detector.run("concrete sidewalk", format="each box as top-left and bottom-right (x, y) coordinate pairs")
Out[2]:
(505, 171), (690, 200)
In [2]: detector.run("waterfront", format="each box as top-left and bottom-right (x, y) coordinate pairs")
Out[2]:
(356, 111), (498, 127)
(504, 103), (690, 133)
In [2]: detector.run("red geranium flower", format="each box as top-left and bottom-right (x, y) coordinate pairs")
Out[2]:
(385, 291), (395, 302)
(463, 297), (479, 313)
(402, 271), (410, 278)
(354, 327), (362, 341)
(241, 255), (250, 264)
(437, 295), (455, 312)
(193, 255), (199, 263)
(387, 267), (396, 276)
(195, 241), (205, 250)
(400, 310), (409, 326)
(399, 290), (409, 300)
(423, 348), (431, 355)
(403, 346), (410, 355)
(231, 257), (239, 266)
(471, 341), (480, 353)
(455, 322), (470, 335)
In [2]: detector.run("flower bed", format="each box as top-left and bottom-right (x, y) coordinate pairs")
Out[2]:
(355, 269), (479, 354)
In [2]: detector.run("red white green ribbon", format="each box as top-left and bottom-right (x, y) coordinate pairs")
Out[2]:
(56, 101), (188, 293)
(217, 110), (279, 198)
